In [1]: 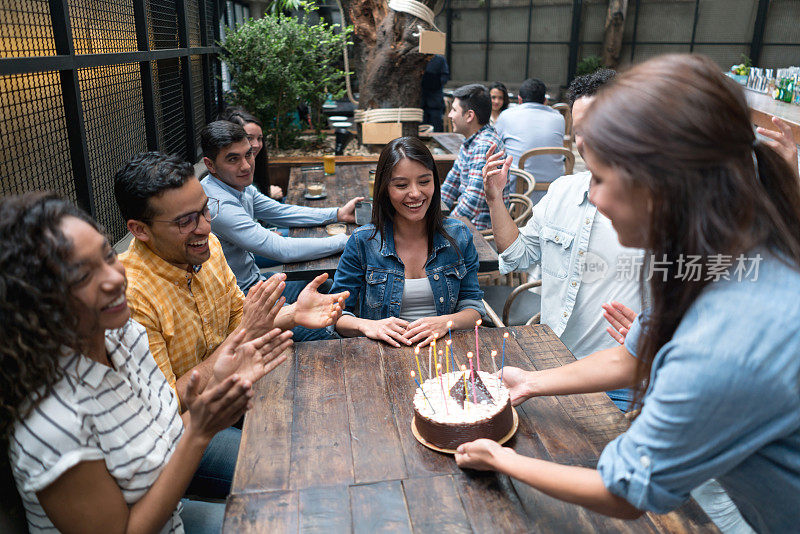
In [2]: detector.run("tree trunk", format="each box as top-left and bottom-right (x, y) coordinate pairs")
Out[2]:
(341, 0), (436, 140)
(602, 0), (628, 68)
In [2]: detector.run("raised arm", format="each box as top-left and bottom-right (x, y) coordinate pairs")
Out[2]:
(483, 143), (518, 252)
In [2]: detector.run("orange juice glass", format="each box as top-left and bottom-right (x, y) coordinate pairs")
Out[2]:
(323, 154), (336, 175)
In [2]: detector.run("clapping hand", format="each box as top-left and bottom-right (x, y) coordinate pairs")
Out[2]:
(240, 273), (287, 340)
(602, 301), (636, 344)
(211, 327), (294, 389)
(482, 143), (513, 203)
(293, 273), (349, 329)
(183, 365), (253, 442)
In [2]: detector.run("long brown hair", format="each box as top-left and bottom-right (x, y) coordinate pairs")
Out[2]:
(582, 54), (800, 412)
(0, 193), (103, 439)
(371, 136), (457, 254)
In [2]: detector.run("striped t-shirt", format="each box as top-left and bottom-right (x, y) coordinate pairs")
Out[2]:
(8, 319), (185, 533)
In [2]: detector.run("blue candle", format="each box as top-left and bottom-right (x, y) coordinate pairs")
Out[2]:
(411, 371), (435, 413)
(500, 332), (509, 381)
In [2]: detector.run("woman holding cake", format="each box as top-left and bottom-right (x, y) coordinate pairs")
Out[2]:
(457, 54), (800, 532)
(1, 193), (293, 532)
(330, 137), (485, 347)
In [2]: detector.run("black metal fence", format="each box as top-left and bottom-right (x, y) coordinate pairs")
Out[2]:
(0, 0), (226, 242)
(440, 0), (800, 89)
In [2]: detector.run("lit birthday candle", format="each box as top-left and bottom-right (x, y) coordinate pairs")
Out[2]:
(414, 345), (423, 383)
(467, 351), (477, 403)
(500, 332), (509, 381)
(491, 349), (498, 373)
(447, 320), (453, 341)
(436, 363), (448, 415)
(460, 364), (469, 411)
(411, 370), (434, 412)
(475, 319), (482, 372)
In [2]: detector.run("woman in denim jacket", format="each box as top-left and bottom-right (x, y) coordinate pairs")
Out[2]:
(331, 137), (485, 347)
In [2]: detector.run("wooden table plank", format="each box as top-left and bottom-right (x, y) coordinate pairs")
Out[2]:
(342, 337), (408, 484)
(222, 490), (298, 533)
(281, 164), (498, 280)
(298, 486), (352, 533)
(289, 339), (355, 490)
(402, 475), (471, 534)
(350, 480), (414, 534)
(231, 348), (295, 493)
(454, 471), (531, 533)
(226, 325), (716, 533)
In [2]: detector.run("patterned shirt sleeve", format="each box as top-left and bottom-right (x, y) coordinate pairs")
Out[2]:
(440, 154), (462, 210)
(451, 138), (492, 223)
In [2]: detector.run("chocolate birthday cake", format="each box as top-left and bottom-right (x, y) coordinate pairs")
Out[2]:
(413, 370), (514, 450)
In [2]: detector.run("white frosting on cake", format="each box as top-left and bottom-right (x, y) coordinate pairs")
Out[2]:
(413, 371), (509, 424)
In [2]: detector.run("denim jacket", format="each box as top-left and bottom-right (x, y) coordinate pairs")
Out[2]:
(330, 218), (485, 321)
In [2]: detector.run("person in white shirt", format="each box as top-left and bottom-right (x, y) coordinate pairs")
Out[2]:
(484, 69), (641, 411)
(1, 193), (292, 533)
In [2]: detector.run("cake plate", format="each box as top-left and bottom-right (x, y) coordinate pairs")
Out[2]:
(410, 407), (519, 455)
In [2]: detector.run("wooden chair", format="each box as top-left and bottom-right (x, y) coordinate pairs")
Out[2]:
(551, 102), (573, 151)
(482, 278), (542, 327)
(519, 147), (575, 176)
(479, 193), (533, 243)
(509, 167), (535, 197)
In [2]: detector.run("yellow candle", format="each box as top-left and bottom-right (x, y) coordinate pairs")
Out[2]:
(413, 346), (423, 383)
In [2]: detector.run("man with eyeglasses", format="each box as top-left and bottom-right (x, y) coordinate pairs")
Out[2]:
(113, 152), (348, 502)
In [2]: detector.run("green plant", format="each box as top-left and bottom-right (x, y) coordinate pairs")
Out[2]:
(577, 55), (604, 76)
(221, 5), (353, 149)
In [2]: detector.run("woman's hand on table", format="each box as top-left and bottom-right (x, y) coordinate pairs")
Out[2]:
(482, 143), (513, 204)
(455, 439), (514, 471)
(293, 273), (349, 329)
(360, 317), (411, 347)
(403, 316), (451, 346)
(500, 366), (536, 406)
(757, 117), (799, 179)
(602, 301), (636, 345)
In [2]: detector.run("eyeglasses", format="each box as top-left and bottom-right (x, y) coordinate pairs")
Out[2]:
(144, 198), (219, 234)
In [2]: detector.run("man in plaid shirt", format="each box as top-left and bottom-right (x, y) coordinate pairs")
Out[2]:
(441, 84), (509, 230)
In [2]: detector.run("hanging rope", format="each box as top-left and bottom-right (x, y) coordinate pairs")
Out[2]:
(388, 0), (441, 31)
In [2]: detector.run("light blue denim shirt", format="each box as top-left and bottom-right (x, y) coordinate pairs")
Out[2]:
(329, 218), (485, 322)
(494, 102), (565, 185)
(201, 175), (347, 291)
(598, 252), (800, 533)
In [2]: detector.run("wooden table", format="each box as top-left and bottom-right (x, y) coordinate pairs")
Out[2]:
(282, 164), (499, 280)
(224, 326), (715, 533)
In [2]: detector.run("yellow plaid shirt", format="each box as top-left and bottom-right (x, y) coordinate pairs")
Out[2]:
(120, 233), (244, 400)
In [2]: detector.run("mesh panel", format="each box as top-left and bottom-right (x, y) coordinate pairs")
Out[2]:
(694, 0), (756, 44)
(635, 0), (694, 43)
(186, 0), (202, 47)
(153, 57), (186, 157)
(527, 43), (569, 87)
(488, 7), (529, 43)
(78, 63), (146, 241)
(206, 0), (219, 44)
(487, 44), (528, 81)
(630, 43), (690, 64)
(450, 43), (485, 81)
(763, 0), (800, 44)
(580, 0), (608, 43)
(692, 45), (750, 70)
(530, 3), (572, 42)
(451, 9), (487, 42)
(759, 45), (800, 69)
(0, 0), (57, 57)
(0, 72), (75, 201)
(68, 0), (137, 54)
(149, 0), (179, 49)
(191, 55), (205, 155)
